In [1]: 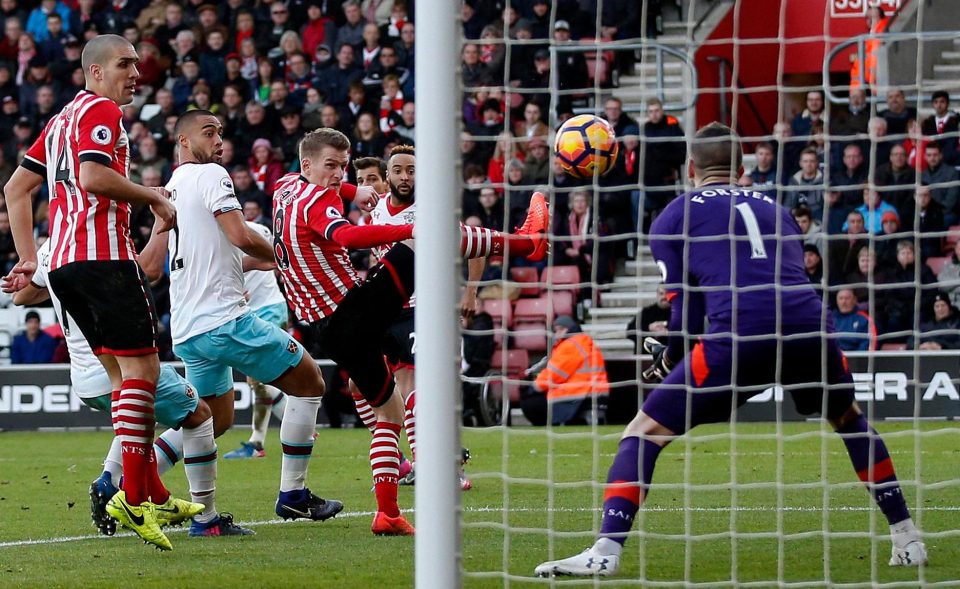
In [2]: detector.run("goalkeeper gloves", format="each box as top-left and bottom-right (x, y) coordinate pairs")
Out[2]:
(641, 337), (675, 384)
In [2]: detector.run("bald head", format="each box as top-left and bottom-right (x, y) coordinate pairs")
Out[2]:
(81, 34), (134, 73)
(690, 122), (741, 181)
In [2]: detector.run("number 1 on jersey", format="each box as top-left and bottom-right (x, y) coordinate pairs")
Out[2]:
(734, 203), (768, 259)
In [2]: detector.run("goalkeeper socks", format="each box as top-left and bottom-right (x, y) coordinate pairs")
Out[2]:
(154, 428), (183, 475)
(112, 381), (160, 505)
(371, 421), (402, 517)
(183, 416), (218, 522)
(837, 414), (911, 525)
(599, 436), (662, 545)
(102, 436), (123, 481)
(459, 226), (535, 259)
(279, 395), (321, 492)
(403, 391), (417, 462)
(353, 392), (378, 433)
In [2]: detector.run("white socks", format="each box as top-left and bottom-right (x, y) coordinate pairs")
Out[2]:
(279, 395), (321, 492)
(183, 416), (218, 522)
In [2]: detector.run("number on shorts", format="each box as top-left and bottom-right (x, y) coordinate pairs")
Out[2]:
(734, 202), (768, 260)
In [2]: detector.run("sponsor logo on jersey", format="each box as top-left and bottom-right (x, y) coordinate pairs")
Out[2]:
(220, 177), (234, 193)
(91, 125), (112, 146)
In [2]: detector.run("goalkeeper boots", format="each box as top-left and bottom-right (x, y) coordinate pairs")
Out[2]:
(154, 495), (205, 528)
(89, 472), (119, 536)
(105, 491), (172, 551)
(890, 539), (928, 567)
(371, 512), (415, 536)
(275, 488), (343, 521)
(534, 547), (620, 578)
(516, 192), (549, 261)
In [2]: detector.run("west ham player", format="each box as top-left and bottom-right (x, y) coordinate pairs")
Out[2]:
(535, 123), (926, 577)
(165, 110), (342, 526)
(2, 35), (183, 550)
(223, 221), (291, 460)
(274, 128), (547, 535)
(8, 234), (215, 537)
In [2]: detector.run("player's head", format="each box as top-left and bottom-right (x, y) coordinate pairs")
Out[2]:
(81, 34), (140, 105)
(173, 110), (223, 165)
(299, 128), (351, 191)
(353, 157), (388, 194)
(387, 144), (415, 204)
(689, 122), (742, 185)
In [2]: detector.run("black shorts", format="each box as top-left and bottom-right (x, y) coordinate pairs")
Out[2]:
(48, 260), (159, 356)
(383, 309), (415, 370)
(312, 243), (415, 406)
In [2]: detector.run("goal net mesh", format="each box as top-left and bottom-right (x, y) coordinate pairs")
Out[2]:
(455, 0), (960, 586)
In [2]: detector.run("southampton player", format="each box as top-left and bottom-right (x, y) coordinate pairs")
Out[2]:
(166, 110), (342, 526)
(274, 128), (547, 535)
(223, 221), (291, 460)
(2, 35), (184, 550)
(535, 123), (927, 577)
(8, 234), (213, 536)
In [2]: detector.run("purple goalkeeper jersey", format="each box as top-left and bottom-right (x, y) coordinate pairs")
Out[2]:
(649, 184), (826, 339)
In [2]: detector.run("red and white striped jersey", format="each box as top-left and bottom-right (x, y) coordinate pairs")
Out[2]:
(22, 91), (134, 271)
(369, 193), (416, 308)
(272, 173), (361, 322)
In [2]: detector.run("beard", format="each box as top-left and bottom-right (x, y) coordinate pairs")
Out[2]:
(388, 180), (414, 204)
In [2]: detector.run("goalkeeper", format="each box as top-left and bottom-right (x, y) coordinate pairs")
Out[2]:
(535, 122), (927, 578)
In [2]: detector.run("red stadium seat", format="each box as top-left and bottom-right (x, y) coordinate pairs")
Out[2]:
(926, 256), (950, 276)
(483, 298), (514, 328)
(549, 291), (575, 317)
(513, 297), (551, 323)
(881, 343), (907, 351)
(510, 267), (541, 297)
(512, 321), (548, 352)
(490, 348), (529, 374)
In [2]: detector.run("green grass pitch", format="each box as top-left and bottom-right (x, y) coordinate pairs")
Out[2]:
(0, 422), (957, 588)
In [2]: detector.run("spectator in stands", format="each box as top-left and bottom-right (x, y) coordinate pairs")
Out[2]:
(832, 288), (875, 351)
(169, 56), (200, 110)
(880, 240), (937, 337)
(395, 21), (415, 71)
(0, 209), (16, 274)
(461, 43), (488, 89)
(803, 244), (825, 300)
(0, 17), (21, 63)
(376, 74), (405, 134)
(231, 166), (271, 214)
(130, 134), (170, 185)
(921, 90), (959, 165)
(553, 20), (589, 93)
(320, 103), (351, 136)
(277, 105), (305, 165)
(220, 84), (247, 137)
(146, 87), (176, 137)
(938, 239), (960, 304)
(904, 118), (929, 172)
(351, 111), (388, 160)
(793, 206), (824, 253)
(864, 116), (894, 173)
(320, 45), (363, 109)
(849, 187), (898, 235)
(28, 84), (56, 131)
(358, 22), (381, 72)
(520, 316), (609, 426)
(640, 98), (685, 214)
(301, 2), (336, 58)
(791, 90), (826, 139)
(504, 158), (532, 228)
(875, 143), (916, 226)
(26, 0), (70, 44)
(235, 100), (276, 161)
(833, 143), (867, 206)
(844, 246), (888, 305)
(522, 135), (550, 184)
(514, 100), (549, 155)
(739, 141), (778, 195)
(626, 284), (672, 352)
(243, 200), (271, 228)
(832, 88), (870, 159)
(604, 96), (638, 138)
(248, 138), (284, 196)
(920, 142), (960, 225)
(257, 1), (296, 56)
(378, 1), (408, 44)
(827, 210), (867, 283)
(556, 189), (614, 296)
(336, 0), (366, 51)
(461, 1), (484, 39)
(914, 185), (946, 261)
(880, 87), (917, 137)
(11, 310), (58, 364)
(478, 24), (505, 81)
(470, 185), (505, 232)
(874, 211), (902, 268)
(19, 55), (52, 117)
(153, 2), (186, 60)
(393, 100), (415, 144)
(266, 80), (293, 127)
(908, 293), (960, 350)
(785, 147), (825, 221)
(37, 12), (68, 62)
(199, 27), (228, 89)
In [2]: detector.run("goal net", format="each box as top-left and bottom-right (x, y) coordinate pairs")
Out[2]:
(441, 0), (960, 586)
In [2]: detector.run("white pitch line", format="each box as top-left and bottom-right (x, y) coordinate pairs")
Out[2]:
(3, 505), (960, 549)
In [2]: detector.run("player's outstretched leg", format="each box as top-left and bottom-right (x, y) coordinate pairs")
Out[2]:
(459, 192), (549, 262)
(833, 408), (927, 566)
(90, 435), (122, 535)
(536, 413), (670, 578)
(225, 379), (285, 459)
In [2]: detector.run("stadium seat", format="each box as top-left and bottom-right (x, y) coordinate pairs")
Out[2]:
(510, 267), (540, 297)
(541, 265), (580, 293)
(550, 291), (575, 318)
(513, 297), (551, 323)
(926, 256), (950, 276)
(511, 321), (547, 352)
(490, 348), (529, 374)
(482, 298), (513, 328)
(881, 342), (908, 351)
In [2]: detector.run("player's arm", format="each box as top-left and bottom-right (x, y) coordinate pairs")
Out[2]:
(243, 255), (277, 272)
(136, 216), (169, 283)
(3, 166), (44, 286)
(217, 210), (274, 262)
(340, 182), (378, 212)
(11, 281), (50, 306)
(460, 257), (485, 318)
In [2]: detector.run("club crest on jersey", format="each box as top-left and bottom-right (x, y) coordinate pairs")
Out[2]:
(403, 212), (415, 223)
(91, 125), (112, 145)
(326, 206), (342, 219)
(286, 340), (298, 354)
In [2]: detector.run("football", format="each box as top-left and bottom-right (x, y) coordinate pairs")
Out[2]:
(553, 114), (619, 179)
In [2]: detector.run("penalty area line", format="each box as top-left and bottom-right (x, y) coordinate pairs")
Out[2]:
(3, 505), (960, 548)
